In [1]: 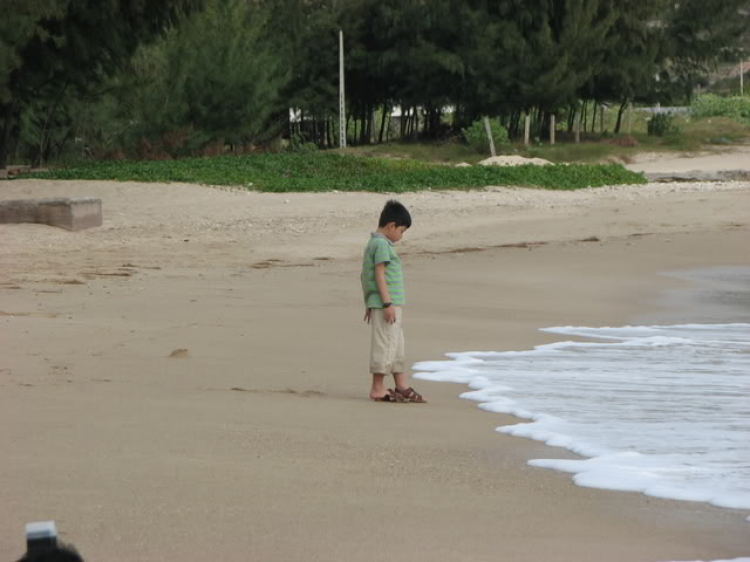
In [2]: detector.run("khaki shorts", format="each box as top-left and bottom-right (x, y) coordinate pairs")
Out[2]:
(370, 306), (405, 375)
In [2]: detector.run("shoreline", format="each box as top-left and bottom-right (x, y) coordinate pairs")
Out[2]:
(1, 179), (749, 560)
(412, 266), (750, 519)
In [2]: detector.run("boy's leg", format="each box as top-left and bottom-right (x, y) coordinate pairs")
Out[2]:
(370, 307), (394, 398)
(370, 373), (387, 400)
(392, 309), (427, 402)
(392, 308), (409, 393)
(393, 372), (409, 393)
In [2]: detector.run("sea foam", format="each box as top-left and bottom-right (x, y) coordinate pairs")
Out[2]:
(414, 323), (750, 513)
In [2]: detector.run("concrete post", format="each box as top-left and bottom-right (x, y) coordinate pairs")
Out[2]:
(524, 114), (531, 147)
(483, 116), (497, 157)
(550, 114), (556, 145)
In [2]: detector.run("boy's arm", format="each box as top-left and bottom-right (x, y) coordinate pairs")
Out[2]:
(374, 262), (396, 323)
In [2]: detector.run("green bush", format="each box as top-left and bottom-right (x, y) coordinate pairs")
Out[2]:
(647, 113), (679, 136)
(18, 152), (646, 191)
(288, 134), (319, 153)
(462, 119), (509, 154)
(690, 94), (750, 123)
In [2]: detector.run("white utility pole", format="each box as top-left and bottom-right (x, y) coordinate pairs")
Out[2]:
(741, 58), (744, 97)
(339, 30), (346, 148)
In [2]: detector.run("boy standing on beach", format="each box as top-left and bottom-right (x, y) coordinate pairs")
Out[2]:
(361, 200), (426, 403)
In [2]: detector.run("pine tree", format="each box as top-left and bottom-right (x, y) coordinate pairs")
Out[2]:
(662, 0), (750, 101)
(0, 0), (204, 167)
(125, 0), (289, 151)
(459, 0), (617, 137)
(580, 0), (667, 132)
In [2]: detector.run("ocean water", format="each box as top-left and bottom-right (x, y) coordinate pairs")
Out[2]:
(413, 323), (750, 515)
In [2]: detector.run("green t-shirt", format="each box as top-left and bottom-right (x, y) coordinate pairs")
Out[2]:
(361, 233), (405, 308)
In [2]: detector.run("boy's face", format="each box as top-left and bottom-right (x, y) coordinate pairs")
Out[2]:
(383, 222), (408, 243)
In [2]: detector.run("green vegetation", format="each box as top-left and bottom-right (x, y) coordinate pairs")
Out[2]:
(19, 153), (646, 192)
(118, 0), (287, 157)
(647, 114), (680, 137)
(0, 0), (205, 167)
(691, 95), (750, 123)
(462, 120), (510, 154)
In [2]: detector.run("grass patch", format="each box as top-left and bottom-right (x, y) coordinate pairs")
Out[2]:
(337, 141), (483, 164)
(19, 152), (646, 191)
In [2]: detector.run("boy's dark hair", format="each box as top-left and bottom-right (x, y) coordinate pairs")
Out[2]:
(16, 543), (83, 562)
(378, 199), (411, 228)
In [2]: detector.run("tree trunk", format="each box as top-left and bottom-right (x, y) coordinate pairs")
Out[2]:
(511, 111), (522, 140)
(536, 108), (544, 139)
(359, 111), (368, 145)
(424, 106), (432, 138)
(366, 107), (374, 144)
(614, 100), (627, 134)
(453, 103), (464, 133)
(427, 106), (442, 139)
(0, 101), (18, 169)
(378, 105), (388, 144)
(581, 100), (588, 133)
(539, 110), (547, 141)
(567, 104), (576, 132)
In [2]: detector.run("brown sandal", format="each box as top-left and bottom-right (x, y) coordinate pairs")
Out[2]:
(395, 387), (427, 403)
(371, 389), (405, 403)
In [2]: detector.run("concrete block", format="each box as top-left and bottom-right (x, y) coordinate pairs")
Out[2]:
(0, 197), (102, 231)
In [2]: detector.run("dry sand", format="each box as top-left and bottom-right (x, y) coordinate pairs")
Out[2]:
(1, 164), (750, 560)
(626, 145), (750, 174)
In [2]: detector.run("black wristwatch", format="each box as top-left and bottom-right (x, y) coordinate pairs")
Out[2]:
(383, 302), (393, 308)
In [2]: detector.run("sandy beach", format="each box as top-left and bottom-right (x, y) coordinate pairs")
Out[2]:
(626, 145), (750, 174)
(1, 165), (749, 560)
